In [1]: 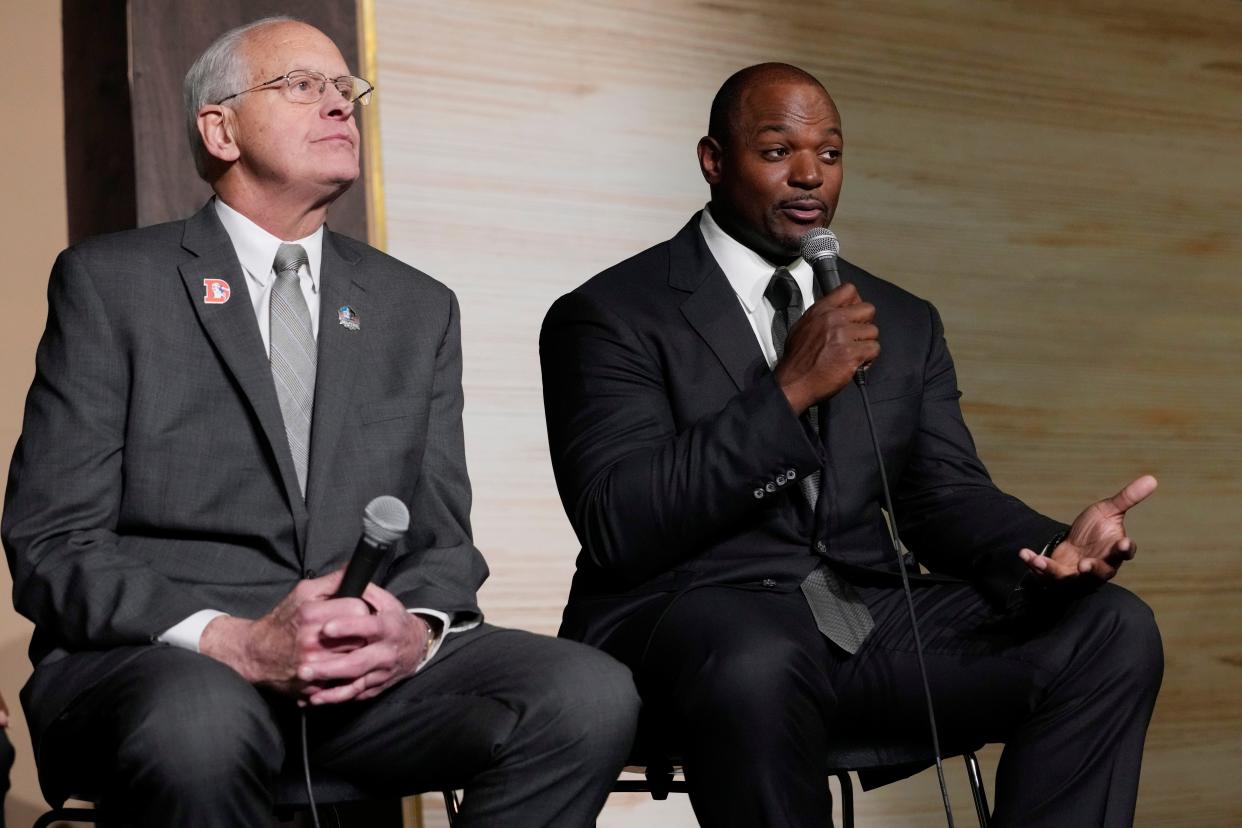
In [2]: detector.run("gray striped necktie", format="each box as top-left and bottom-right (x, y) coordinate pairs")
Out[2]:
(270, 243), (316, 497)
(765, 267), (874, 654)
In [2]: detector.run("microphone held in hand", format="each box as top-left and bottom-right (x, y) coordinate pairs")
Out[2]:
(334, 496), (410, 599)
(801, 228), (871, 380)
(800, 228), (841, 292)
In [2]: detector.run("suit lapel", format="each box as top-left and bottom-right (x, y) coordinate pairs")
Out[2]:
(671, 215), (768, 391)
(177, 205), (309, 555)
(305, 232), (366, 516)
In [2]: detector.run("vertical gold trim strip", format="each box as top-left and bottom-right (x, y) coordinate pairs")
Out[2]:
(357, 0), (387, 252)
(361, 4), (408, 823)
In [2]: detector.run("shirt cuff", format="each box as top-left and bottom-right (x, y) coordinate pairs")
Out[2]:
(407, 608), (480, 671)
(157, 609), (228, 653)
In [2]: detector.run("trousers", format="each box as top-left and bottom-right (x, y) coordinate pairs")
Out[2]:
(604, 579), (1162, 828)
(38, 624), (639, 827)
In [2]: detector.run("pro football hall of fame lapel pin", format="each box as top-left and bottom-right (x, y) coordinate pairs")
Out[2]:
(338, 305), (361, 331)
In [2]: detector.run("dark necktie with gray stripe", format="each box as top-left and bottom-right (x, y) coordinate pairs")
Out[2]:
(270, 243), (316, 497)
(765, 266), (874, 654)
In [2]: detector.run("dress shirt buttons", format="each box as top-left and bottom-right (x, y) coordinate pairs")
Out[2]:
(762, 578), (776, 588)
(765, 482), (776, 493)
(816, 541), (827, 554)
(753, 488), (765, 499)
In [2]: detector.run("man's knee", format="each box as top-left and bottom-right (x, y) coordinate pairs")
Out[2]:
(1065, 584), (1163, 695)
(667, 632), (831, 742)
(536, 641), (640, 763)
(112, 651), (283, 795)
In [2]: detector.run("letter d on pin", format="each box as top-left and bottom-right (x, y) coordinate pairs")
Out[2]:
(203, 278), (231, 304)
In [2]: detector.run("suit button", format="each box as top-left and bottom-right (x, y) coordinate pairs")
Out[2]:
(762, 578), (776, 588)
(816, 541), (827, 554)
(765, 482), (776, 493)
(753, 489), (765, 499)
(776, 474), (787, 485)
(787, 469), (797, 481)
(305, 568), (317, 578)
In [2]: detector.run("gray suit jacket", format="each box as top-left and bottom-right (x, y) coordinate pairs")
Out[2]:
(3, 203), (488, 752)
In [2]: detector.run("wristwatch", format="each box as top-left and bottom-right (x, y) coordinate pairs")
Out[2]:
(1039, 530), (1069, 558)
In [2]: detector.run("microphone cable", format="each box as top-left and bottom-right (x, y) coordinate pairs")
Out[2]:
(853, 367), (955, 828)
(302, 710), (323, 828)
(801, 227), (955, 827)
(300, 495), (407, 828)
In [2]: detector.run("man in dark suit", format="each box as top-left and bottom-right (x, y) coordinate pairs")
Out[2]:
(3, 17), (637, 827)
(540, 63), (1162, 827)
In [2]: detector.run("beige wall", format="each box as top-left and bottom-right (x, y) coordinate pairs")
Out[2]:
(0, 2), (65, 825)
(3, 1), (1239, 825)
(371, 1), (1242, 826)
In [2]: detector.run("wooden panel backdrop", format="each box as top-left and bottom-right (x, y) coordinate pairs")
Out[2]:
(369, 1), (1242, 825)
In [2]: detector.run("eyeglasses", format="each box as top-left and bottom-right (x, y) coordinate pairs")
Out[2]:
(216, 70), (375, 106)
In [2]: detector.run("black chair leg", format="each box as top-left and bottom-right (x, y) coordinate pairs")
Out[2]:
(442, 789), (460, 825)
(963, 751), (990, 828)
(832, 771), (854, 828)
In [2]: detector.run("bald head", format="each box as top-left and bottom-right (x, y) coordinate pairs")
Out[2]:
(708, 63), (831, 147)
(697, 63), (843, 262)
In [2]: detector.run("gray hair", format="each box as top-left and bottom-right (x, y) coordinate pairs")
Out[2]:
(182, 15), (300, 179)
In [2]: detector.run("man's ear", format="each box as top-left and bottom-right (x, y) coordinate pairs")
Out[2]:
(197, 105), (241, 164)
(697, 135), (724, 185)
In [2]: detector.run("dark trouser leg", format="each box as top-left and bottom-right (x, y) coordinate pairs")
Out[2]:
(989, 585), (1163, 827)
(305, 625), (639, 828)
(612, 587), (842, 828)
(40, 646), (283, 828)
(840, 581), (1163, 828)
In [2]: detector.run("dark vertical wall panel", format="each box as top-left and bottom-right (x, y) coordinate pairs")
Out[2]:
(64, 0), (368, 243)
(63, 0), (136, 242)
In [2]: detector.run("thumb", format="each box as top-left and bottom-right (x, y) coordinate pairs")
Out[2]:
(1105, 475), (1158, 514)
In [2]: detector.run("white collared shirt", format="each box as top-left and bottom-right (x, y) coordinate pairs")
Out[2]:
(213, 197), (323, 353)
(699, 205), (816, 369)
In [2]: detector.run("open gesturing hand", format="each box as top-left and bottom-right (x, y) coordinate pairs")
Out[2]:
(1018, 475), (1158, 583)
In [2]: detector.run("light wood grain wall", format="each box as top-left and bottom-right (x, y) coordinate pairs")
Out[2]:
(0, 3), (64, 825)
(374, 1), (1242, 825)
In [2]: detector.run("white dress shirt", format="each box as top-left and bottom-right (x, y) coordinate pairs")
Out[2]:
(698, 205), (816, 369)
(159, 198), (459, 669)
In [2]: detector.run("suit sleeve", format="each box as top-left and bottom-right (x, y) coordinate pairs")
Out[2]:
(893, 302), (1067, 606)
(540, 291), (822, 586)
(3, 249), (215, 651)
(382, 291), (487, 626)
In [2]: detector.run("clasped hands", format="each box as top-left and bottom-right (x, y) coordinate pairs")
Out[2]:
(201, 570), (431, 706)
(774, 281), (1157, 586)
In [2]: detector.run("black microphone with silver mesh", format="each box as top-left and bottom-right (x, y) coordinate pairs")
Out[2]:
(334, 496), (410, 598)
(801, 228), (842, 292)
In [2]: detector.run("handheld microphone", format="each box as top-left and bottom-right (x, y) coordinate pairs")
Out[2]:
(333, 495), (410, 598)
(801, 228), (871, 380)
(800, 228), (842, 291)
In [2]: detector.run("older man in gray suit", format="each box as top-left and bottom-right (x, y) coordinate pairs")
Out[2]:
(2, 17), (637, 827)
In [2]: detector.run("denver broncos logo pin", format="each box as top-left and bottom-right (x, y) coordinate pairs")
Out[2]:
(202, 278), (231, 304)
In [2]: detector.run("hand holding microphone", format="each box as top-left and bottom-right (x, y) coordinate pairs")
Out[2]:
(773, 229), (880, 413)
(334, 495), (410, 599)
